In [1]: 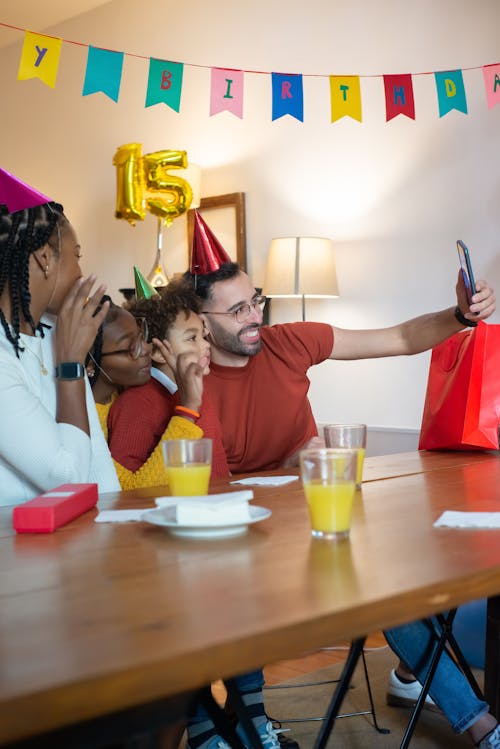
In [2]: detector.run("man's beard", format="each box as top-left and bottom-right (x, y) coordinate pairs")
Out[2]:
(209, 320), (263, 358)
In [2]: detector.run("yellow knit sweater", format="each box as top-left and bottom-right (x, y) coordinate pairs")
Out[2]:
(96, 399), (203, 490)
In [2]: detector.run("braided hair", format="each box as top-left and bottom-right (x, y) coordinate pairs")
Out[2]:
(85, 296), (121, 389)
(0, 202), (66, 356)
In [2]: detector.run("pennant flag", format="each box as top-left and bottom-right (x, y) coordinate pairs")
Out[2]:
(482, 64), (500, 109)
(17, 31), (62, 88)
(210, 67), (244, 118)
(383, 74), (415, 121)
(272, 73), (304, 122)
(82, 46), (124, 102)
(329, 76), (362, 122)
(435, 70), (467, 117)
(145, 59), (184, 111)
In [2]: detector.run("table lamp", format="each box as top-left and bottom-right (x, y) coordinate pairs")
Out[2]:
(263, 236), (339, 320)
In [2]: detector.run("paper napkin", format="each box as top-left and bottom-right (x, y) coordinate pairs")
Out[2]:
(95, 509), (146, 523)
(434, 511), (500, 529)
(230, 476), (298, 487)
(155, 490), (254, 507)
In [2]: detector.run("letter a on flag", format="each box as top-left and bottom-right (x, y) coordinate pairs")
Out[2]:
(434, 70), (467, 117)
(210, 68), (244, 118)
(18, 31), (62, 88)
(330, 76), (362, 122)
(482, 64), (500, 109)
(383, 74), (415, 121)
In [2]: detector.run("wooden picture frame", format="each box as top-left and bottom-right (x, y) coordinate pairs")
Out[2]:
(187, 192), (247, 270)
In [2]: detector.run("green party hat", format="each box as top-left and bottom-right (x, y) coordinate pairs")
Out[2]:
(134, 265), (159, 299)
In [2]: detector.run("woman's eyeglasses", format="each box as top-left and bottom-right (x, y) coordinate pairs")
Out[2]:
(201, 295), (267, 324)
(101, 317), (150, 360)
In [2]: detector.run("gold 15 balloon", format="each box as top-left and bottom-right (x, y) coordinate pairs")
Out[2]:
(113, 143), (194, 226)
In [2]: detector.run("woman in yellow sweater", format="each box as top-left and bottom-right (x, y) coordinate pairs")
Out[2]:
(86, 297), (203, 489)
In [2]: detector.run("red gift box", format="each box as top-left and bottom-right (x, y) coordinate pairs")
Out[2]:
(12, 483), (98, 533)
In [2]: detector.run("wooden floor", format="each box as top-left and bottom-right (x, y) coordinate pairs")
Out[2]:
(213, 632), (388, 702)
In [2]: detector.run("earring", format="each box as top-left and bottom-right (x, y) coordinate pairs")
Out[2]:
(44, 266), (49, 279)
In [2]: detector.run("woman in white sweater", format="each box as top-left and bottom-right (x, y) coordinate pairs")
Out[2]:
(0, 173), (119, 507)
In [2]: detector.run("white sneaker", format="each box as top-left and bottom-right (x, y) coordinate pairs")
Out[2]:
(386, 669), (441, 713)
(479, 724), (500, 749)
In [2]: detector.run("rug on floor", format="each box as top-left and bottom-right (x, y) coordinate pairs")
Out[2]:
(263, 646), (484, 749)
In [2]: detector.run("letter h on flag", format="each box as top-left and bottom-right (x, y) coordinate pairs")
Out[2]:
(383, 74), (415, 121)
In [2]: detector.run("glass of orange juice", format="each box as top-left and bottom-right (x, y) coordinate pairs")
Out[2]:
(162, 439), (212, 496)
(300, 448), (358, 541)
(323, 424), (367, 489)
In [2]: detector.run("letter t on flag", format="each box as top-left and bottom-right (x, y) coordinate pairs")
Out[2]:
(330, 76), (362, 122)
(17, 31), (62, 88)
(210, 68), (244, 117)
(383, 74), (415, 121)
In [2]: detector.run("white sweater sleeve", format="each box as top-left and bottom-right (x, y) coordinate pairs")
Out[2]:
(0, 334), (119, 506)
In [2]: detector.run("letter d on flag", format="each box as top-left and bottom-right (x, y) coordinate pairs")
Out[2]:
(435, 70), (467, 117)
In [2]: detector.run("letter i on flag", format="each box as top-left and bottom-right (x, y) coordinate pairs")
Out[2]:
(17, 31), (62, 88)
(82, 46), (124, 102)
(383, 74), (415, 121)
(210, 68), (244, 118)
(435, 70), (467, 117)
(482, 64), (500, 109)
(145, 59), (184, 111)
(330, 76), (362, 122)
(271, 73), (304, 122)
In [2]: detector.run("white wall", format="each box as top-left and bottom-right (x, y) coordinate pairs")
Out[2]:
(1, 0), (500, 431)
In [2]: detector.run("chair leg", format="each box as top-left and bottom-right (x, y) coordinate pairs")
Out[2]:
(360, 648), (390, 735)
(312, 638), (366, 749)
(264, 640), (389, 736)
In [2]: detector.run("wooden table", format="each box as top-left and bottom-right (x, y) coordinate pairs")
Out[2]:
(2, 451), (500, 745)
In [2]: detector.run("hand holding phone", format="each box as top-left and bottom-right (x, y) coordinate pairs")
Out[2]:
(456, 240), (477, 306)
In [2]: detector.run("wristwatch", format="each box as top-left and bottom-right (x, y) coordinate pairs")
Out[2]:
(55, 362), (85, 380)
(454, 306), (478, 328)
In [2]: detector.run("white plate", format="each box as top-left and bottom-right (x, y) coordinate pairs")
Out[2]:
(141, 505), (272, 539)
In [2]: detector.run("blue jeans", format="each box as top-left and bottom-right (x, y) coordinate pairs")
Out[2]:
(189, 669), (264, 725)
(385, 619), (488, 733)
(454, 599), (487, 669)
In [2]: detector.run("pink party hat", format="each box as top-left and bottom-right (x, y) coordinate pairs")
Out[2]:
(0, 168), (51, 213)
(190, 210), (232, 275)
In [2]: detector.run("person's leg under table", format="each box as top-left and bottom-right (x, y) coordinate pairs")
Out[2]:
(485, 595), (500, 719)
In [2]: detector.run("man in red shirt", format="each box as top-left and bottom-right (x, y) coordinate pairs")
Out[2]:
(184, 214), (499, 748)
(190, 261), (494, 474)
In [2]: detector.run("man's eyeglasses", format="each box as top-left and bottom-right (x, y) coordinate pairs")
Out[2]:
(201, 295), (267, 324)
(101, 317), (149, 360)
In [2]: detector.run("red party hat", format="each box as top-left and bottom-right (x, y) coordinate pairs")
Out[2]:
(190, 210), (232, 275)
(0, 168), (51, 213)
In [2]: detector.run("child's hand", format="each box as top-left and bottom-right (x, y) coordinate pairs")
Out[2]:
(176, 352), (204, 413)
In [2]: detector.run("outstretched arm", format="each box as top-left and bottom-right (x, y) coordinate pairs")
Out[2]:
(330, 273), (495, 361)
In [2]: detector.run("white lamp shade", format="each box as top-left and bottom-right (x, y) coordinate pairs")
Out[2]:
(263, 237), (339, 298)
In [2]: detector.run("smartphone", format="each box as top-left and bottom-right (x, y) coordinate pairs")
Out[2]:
(456, 240), (477, 306)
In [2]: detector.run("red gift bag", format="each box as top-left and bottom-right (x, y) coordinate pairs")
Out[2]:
(419, 321), (500, 450)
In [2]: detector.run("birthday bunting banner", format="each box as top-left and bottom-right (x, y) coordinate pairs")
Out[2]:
(3, 23), (500, 123)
